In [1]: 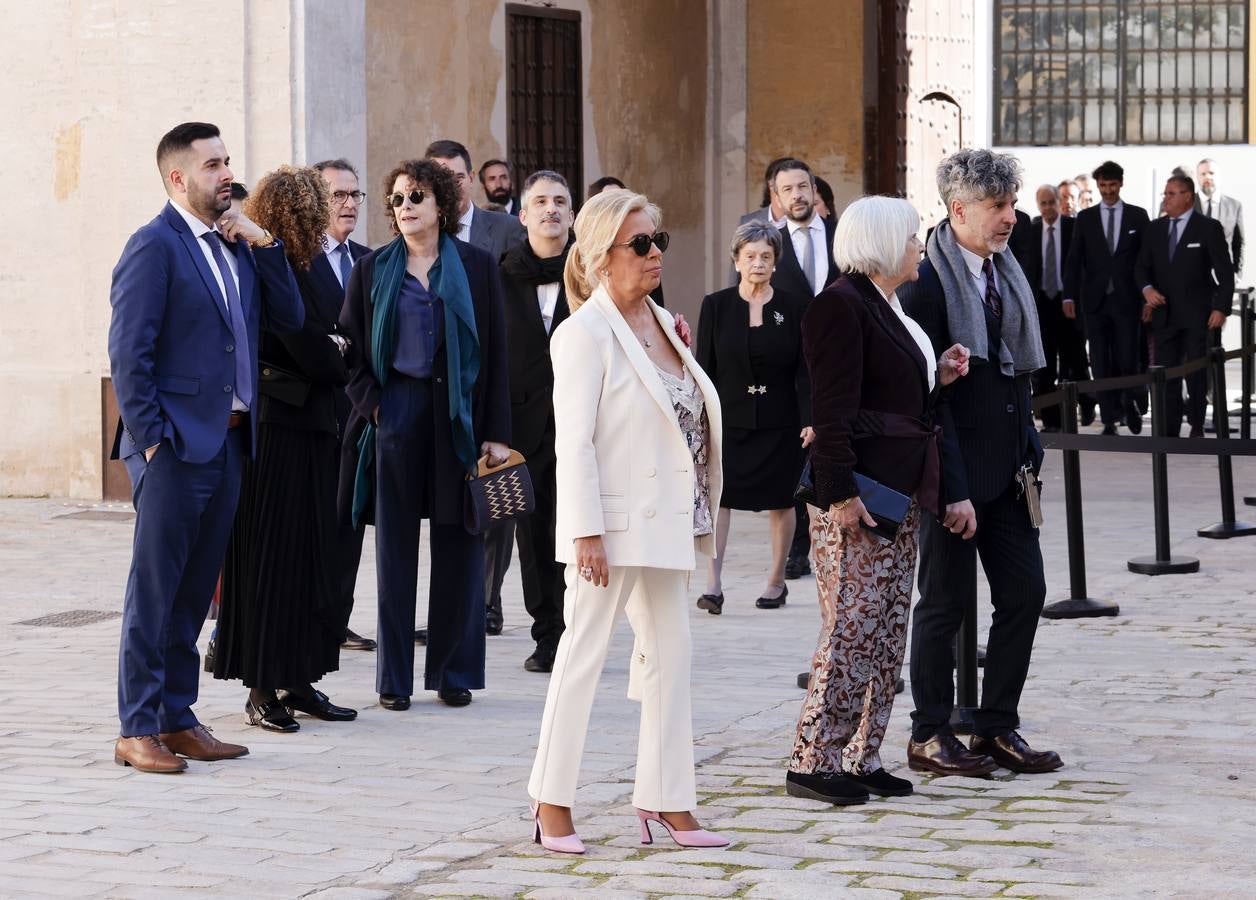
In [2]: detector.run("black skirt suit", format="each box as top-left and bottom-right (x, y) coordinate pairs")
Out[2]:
(696, 286), (812, 511)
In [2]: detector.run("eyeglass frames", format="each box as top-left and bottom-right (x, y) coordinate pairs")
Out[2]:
(388, 189), (426, 208)
(611, 231), (669, 256)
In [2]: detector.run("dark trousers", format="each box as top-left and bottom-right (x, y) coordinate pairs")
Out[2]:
(118, 429), (243, 736)
(1084, 304), (1141, 425)
(338, 518), (366, 628)
(484, 520), (514, 618)
(909, 483), (1046, 741)
(789, 499), (811, 561)
(375, 376), (485, 696)
(1154, 324), (1210, 434)
(1035, 294), (1093, 428)
(513, 432), (566, 648)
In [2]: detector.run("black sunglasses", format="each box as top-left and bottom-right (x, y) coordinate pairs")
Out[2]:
(611, 231), (669, 256)
(388, 189), (426, 208)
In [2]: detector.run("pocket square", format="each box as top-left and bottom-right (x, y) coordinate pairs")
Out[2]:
(1127, 228), (1137, 233)
(1186, 242), (1201, 248)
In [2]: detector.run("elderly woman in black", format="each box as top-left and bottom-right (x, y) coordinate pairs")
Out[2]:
(339, 158), (510, 710)
(695, 221), (812, 613)
(787, 196), (969, 805)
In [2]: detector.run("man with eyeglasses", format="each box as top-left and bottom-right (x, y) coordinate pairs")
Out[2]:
(312, 158), (376, 652)
(425, 139), (526, 638)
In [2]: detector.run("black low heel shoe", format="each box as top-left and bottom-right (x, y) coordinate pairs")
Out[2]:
(696, 593), (724, 615)
(755, 584), (788, 610)
(379, 694), (411, 711)
(245, 698), (300, 733)
(438, 687), (472, 707)
(277, 688), (357, 722)
(848, 768), (913, 797)
(785, 769), (868, 805)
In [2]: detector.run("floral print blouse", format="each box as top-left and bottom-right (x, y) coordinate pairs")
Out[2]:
(654, 363), (713, 537)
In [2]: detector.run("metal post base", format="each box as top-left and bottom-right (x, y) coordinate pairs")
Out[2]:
(1243, 496), (1256, 507)
(796, 672), (809, 690)
(1197, 520), (1256, 538)
(949, 706), (977, 735)
(1127, 555), (1200, 575)
(953, 646), (987, 668)
(1041, 597), (1120, 619)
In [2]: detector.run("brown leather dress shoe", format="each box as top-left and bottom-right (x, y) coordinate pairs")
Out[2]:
(159, 724), (249, 761)
(907, 731), (998, 777)
(114, 735), (186, 774)
(970, 731), (1063, 774)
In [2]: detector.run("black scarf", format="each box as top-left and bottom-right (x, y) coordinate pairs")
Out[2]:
(500, 234), (573, 285)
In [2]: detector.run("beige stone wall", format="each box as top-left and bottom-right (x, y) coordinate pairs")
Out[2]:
(1, 2), (302, 498)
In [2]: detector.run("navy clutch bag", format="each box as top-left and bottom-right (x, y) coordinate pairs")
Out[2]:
(795, 460), (911, 541)
(464, 450), (536, 534)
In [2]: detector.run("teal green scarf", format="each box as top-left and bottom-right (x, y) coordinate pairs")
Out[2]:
(351, 233), (481, 527)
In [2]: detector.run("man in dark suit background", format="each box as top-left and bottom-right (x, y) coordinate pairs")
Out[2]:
(310, 158), (375, 653)
(109, 122), (304, 773)
(1063, 160), (1150, 435)
(494, 170), (574, 673)
(769, 158), (837, 580)
(1136, 174), (1235, 437)
(1027, 184), (1091, 430)
(899, 149), (1060, 779)
(479, 158), (519, 216)
(427, 140), (525, 265)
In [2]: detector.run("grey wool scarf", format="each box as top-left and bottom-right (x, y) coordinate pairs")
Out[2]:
(927, 220), (1045, 377)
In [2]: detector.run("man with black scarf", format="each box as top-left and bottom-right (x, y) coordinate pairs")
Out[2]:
(489, 170), (574, 672)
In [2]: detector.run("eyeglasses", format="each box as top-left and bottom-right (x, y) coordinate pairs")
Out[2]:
(611, 231), (669, 257)
(332, 190), (365, 205)
(388, 189), (426, 208)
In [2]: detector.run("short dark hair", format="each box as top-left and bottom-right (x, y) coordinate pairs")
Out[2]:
(588, 175), (626, 196)
(425, 139), (472, 174)
(521, 169), (570, 204)
(770, 158), (813, 192)
(813, 175), (835, 214)
(229, 182), (249, 202)
(478, 158), (511, 185)
(382, 158), (461, 237)
(1168, 173), (1196, 196)
(1092, 160), (1124, 182)
(759, 157), (793, 207)
(156, 122), (221, 180)
(313, 158), (359, 178)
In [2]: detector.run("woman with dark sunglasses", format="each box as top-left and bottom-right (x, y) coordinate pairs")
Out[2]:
(337, 158), (510, 711)
(527, 189), (729, 854)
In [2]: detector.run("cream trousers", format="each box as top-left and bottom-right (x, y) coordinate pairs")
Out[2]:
(528, 565), (696, 812)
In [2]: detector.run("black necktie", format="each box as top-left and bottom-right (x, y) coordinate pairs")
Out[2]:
(981, 258), (1003, 319)
(1168, 218), (1181, 262)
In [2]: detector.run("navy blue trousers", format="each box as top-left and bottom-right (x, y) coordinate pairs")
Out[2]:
(375, 375), (485, 696)
(118, 430), (243, 736)
(909, 483), (1046, 741)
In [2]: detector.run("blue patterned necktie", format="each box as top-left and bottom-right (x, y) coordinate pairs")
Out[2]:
(337, 242), (352, 288)
(201, 231), (253, 409)
(1168, 218), (1180, 262)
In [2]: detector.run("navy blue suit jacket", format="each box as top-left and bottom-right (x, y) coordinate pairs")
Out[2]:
(108, 202), (304, 463)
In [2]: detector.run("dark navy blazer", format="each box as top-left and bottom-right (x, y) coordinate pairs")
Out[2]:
(108, 202), (304, 463)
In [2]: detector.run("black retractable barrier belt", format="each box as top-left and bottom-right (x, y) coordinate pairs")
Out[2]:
(1039, 434), (1256, 456)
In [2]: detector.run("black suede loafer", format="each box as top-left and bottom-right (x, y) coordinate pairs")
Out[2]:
(848, 767), (913, 797)
(785, 770), (868, 805)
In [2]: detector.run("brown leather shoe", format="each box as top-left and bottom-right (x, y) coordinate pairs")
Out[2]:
(114, 735), (187, 774)
(159, 724), (249, 761)
(907, 731), (998, 777)
(971, 731), (1063, 774)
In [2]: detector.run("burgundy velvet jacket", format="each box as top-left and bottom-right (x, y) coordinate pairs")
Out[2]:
(803, 272), (940, 514)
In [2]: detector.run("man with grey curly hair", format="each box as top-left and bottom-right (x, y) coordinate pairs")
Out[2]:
(898, 148), (1061, 780)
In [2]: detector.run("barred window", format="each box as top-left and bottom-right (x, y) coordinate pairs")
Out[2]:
(995, 1), (1249, 145)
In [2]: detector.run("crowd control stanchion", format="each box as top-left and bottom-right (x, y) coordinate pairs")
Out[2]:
(1241, 291), (1253, 442)
(1042, 382), (1119, 618)
(1128, 367), (1200, 574)
(1198, 348), (1256, 538)
(950, 610), (978, 735)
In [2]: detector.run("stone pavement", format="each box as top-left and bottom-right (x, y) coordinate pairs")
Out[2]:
(2, 446), (1255, 899)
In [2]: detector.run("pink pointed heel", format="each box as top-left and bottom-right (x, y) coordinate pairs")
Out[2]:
(530, 801), (585, 854)
(635, 808), (730, 848)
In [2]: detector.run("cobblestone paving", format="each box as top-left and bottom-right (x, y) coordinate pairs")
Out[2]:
(1, 448), (1254, 898)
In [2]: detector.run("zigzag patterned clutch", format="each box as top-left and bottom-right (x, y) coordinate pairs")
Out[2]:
(464, 449), (536, 534)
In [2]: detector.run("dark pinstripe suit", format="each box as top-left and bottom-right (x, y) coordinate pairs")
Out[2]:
(899, 259), (1047, 740)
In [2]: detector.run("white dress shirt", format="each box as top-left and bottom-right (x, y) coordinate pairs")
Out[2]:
(1039, 217), (1064, 294)
(787, 214), (827, 295)
(873, 283), (936, 391)
(457, 205), (475, 243)
(537, 282), (560, 334)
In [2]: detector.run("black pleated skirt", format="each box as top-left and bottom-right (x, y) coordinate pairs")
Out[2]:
(214, 423), (345, 688)
(720, 425), (805, 512)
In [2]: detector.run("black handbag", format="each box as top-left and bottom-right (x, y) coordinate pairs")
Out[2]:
(257, 361), (311, 408)
(796, 459), (911, 542)
(464, 449), (536, 534)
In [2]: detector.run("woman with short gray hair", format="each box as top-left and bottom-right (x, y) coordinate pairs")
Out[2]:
(787, 196), (970, 805)
(694, 220), (813, 615)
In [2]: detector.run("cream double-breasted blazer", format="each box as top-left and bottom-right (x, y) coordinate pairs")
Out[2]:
(552, 285), (723, 570)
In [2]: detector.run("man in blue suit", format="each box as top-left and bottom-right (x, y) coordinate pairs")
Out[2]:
(109, 122), (303, 773)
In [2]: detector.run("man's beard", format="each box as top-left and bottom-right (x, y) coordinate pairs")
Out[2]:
(191, 181), (230, 220)
(786, 200), (814, 223)
(487, 186), (512, 203)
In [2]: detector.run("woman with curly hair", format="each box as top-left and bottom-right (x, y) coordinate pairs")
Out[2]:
(212, 165), (358, 731)
(338, 158), (510, 710)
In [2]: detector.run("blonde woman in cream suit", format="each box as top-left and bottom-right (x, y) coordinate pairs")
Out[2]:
(528, 189), (730, 854)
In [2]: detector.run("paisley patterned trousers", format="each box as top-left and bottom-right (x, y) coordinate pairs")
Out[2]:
(789, 501), (920, 776)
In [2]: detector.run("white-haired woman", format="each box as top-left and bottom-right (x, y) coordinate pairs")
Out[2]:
(787, 196), (970, 805)
(527, 189), (729, 854)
